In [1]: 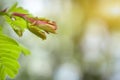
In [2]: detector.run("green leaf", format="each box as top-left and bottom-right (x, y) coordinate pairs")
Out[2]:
(0, 34), (18, 45)
(4, 2), (29, 37)
(8, 3), (18, 12)
(4, 15), (27, 37)
(20, 45), (30, 56)
(0, 26), (2, 33)
(8, 3), (28, 14)
(0, 33), (25, 80)
(0, 66), (6, 80)
(2, 57), (20, 69)
(5, 68), (15, 78)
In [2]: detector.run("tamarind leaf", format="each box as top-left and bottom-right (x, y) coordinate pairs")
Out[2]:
(0, 33), (30, 80)
(8, 2), (28, 14)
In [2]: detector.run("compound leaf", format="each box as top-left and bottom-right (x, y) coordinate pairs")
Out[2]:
(0, 33), (29, 80)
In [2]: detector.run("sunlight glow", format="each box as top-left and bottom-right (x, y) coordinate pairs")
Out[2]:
(104, 5), (120, 17)
(98, 1), (120, 18)
(109, 6), (120, 16)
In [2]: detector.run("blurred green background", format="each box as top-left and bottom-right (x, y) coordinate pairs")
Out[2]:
(1, 0), (120, 80)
